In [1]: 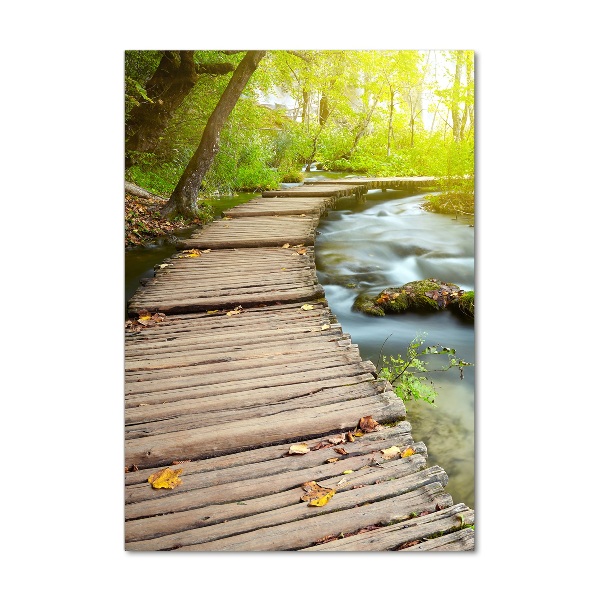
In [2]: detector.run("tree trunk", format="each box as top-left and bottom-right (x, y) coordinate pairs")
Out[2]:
(125, 51), (235, 168)
(161, 51), (266, 219)
(318, 94), (330, 126)
(301, 89), (309, 131)
(451, 51), (465, 142)
(387, 87), (395, 157)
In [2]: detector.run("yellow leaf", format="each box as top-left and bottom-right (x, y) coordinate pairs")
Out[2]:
(342, 470), (353, 474)
(288, 443), (310, 455)
(138, 315), (152, 323)
(309, 490), (335, 507)
(147, 467), (183, 490)
(301, 304), (314, 311)
(381, 446), (402, 460)
(326, 458), (339, 463)
(207, 310), (219, 314)
(321, 324), (331, 330)
(401, 447), (415, 458)
(301, 481), (335, 506)
(353, 430), (364, 437)
(296, 247), (307, 255)
(282, 243), (290, 248)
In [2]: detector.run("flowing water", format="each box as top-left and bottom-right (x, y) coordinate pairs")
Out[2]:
(125, 175), (475, 508)
(310, 179), (475, 509)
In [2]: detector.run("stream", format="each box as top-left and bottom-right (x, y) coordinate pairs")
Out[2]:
(125, 174), (475, 509)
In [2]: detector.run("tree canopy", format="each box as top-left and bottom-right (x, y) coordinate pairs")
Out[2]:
(125, 50), (474, 218)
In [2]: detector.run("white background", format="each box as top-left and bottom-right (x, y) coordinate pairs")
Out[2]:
(2, 1), (597, 598)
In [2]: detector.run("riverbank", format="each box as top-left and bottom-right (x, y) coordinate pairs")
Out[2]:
(125, 192), (212, 248)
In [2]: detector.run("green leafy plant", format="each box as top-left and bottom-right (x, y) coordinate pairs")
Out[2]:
(377, 333), (473, 405)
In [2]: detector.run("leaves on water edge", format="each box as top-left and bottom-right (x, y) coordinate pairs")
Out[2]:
(301, 481), (336, 507)
(126, 311), (166, 332)
(148, 467), (183, 490)
(301, 304), (314, 311)
(180, 249), (202, 258)
(358, 415), (381, 433)
(288, 443), (310, 455)
(226, 305), (244, 317)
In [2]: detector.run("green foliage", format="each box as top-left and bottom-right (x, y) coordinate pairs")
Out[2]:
(378, 334), (473, 405)
(124, 50), (475, 198)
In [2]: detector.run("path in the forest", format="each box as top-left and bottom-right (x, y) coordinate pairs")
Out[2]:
(125, 177), (474, 551)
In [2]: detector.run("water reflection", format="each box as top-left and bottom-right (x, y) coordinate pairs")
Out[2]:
(314, 189), (475, 509)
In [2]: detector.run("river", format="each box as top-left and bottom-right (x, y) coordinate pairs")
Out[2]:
(125, 174), (475, 509)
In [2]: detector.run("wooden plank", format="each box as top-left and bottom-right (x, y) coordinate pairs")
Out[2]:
(124, 390), (405, 468)
(173, 483), (453, 551)
(176, 215), (319, 250)
(126, 434), (423, 510)
(126, 441), (427, 524)
(126, 460), (441, 549)
(261, 185), (365, 198)
(400, 528), (475, 551)
(127, 248), (324, 316)
(125, 382), (386, 438)
(301, 504), (474, 551)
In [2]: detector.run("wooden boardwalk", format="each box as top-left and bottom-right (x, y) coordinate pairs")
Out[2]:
(125, 177), (474, 551)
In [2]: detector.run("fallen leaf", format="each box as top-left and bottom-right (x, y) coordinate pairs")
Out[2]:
(342, 470), (354, 474)
(337, 477), (348, 486)
(288, 443), (310, 455)
(296, 247), (307, 255)
(301, 481), (336, 507)
(301, 304), (314, 311)
(358, 416), (380, 433)
(151, 313), (165, 322)
(282, 243), (290, 248)
(328, 434), (345, 445)
(326, 457), (339, 463)
(182, 249), (202, 258)
(206, 310), (220, 314)
(401, 447), (415, 458)
(148, 467), (183, 490)
(334, 447), (348, 455)
(311, 441), (334, 450)
(226, 305), (243, 317)
(321, 324), (331, 330)
(202, 249), (211, 253)
(381, 446), (402, 460)
(309, 490), (335, 507)
(353, 430), (364, 437)
(346, 432), (355, 442)
(158, 263), (171, 269)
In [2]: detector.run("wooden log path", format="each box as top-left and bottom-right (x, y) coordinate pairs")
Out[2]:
(125, 177), (474, 551)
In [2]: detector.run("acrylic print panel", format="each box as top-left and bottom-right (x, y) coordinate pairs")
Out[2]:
(124, 50), (475, 551)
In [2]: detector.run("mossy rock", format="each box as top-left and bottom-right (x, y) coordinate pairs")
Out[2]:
(449, 290), (474, 319)
(353, 279), (474, 318)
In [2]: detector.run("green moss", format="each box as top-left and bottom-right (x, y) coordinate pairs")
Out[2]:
(450, 290), (475, 319)
(353, 279), (472, 318)
(351, 294), (385, 317)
